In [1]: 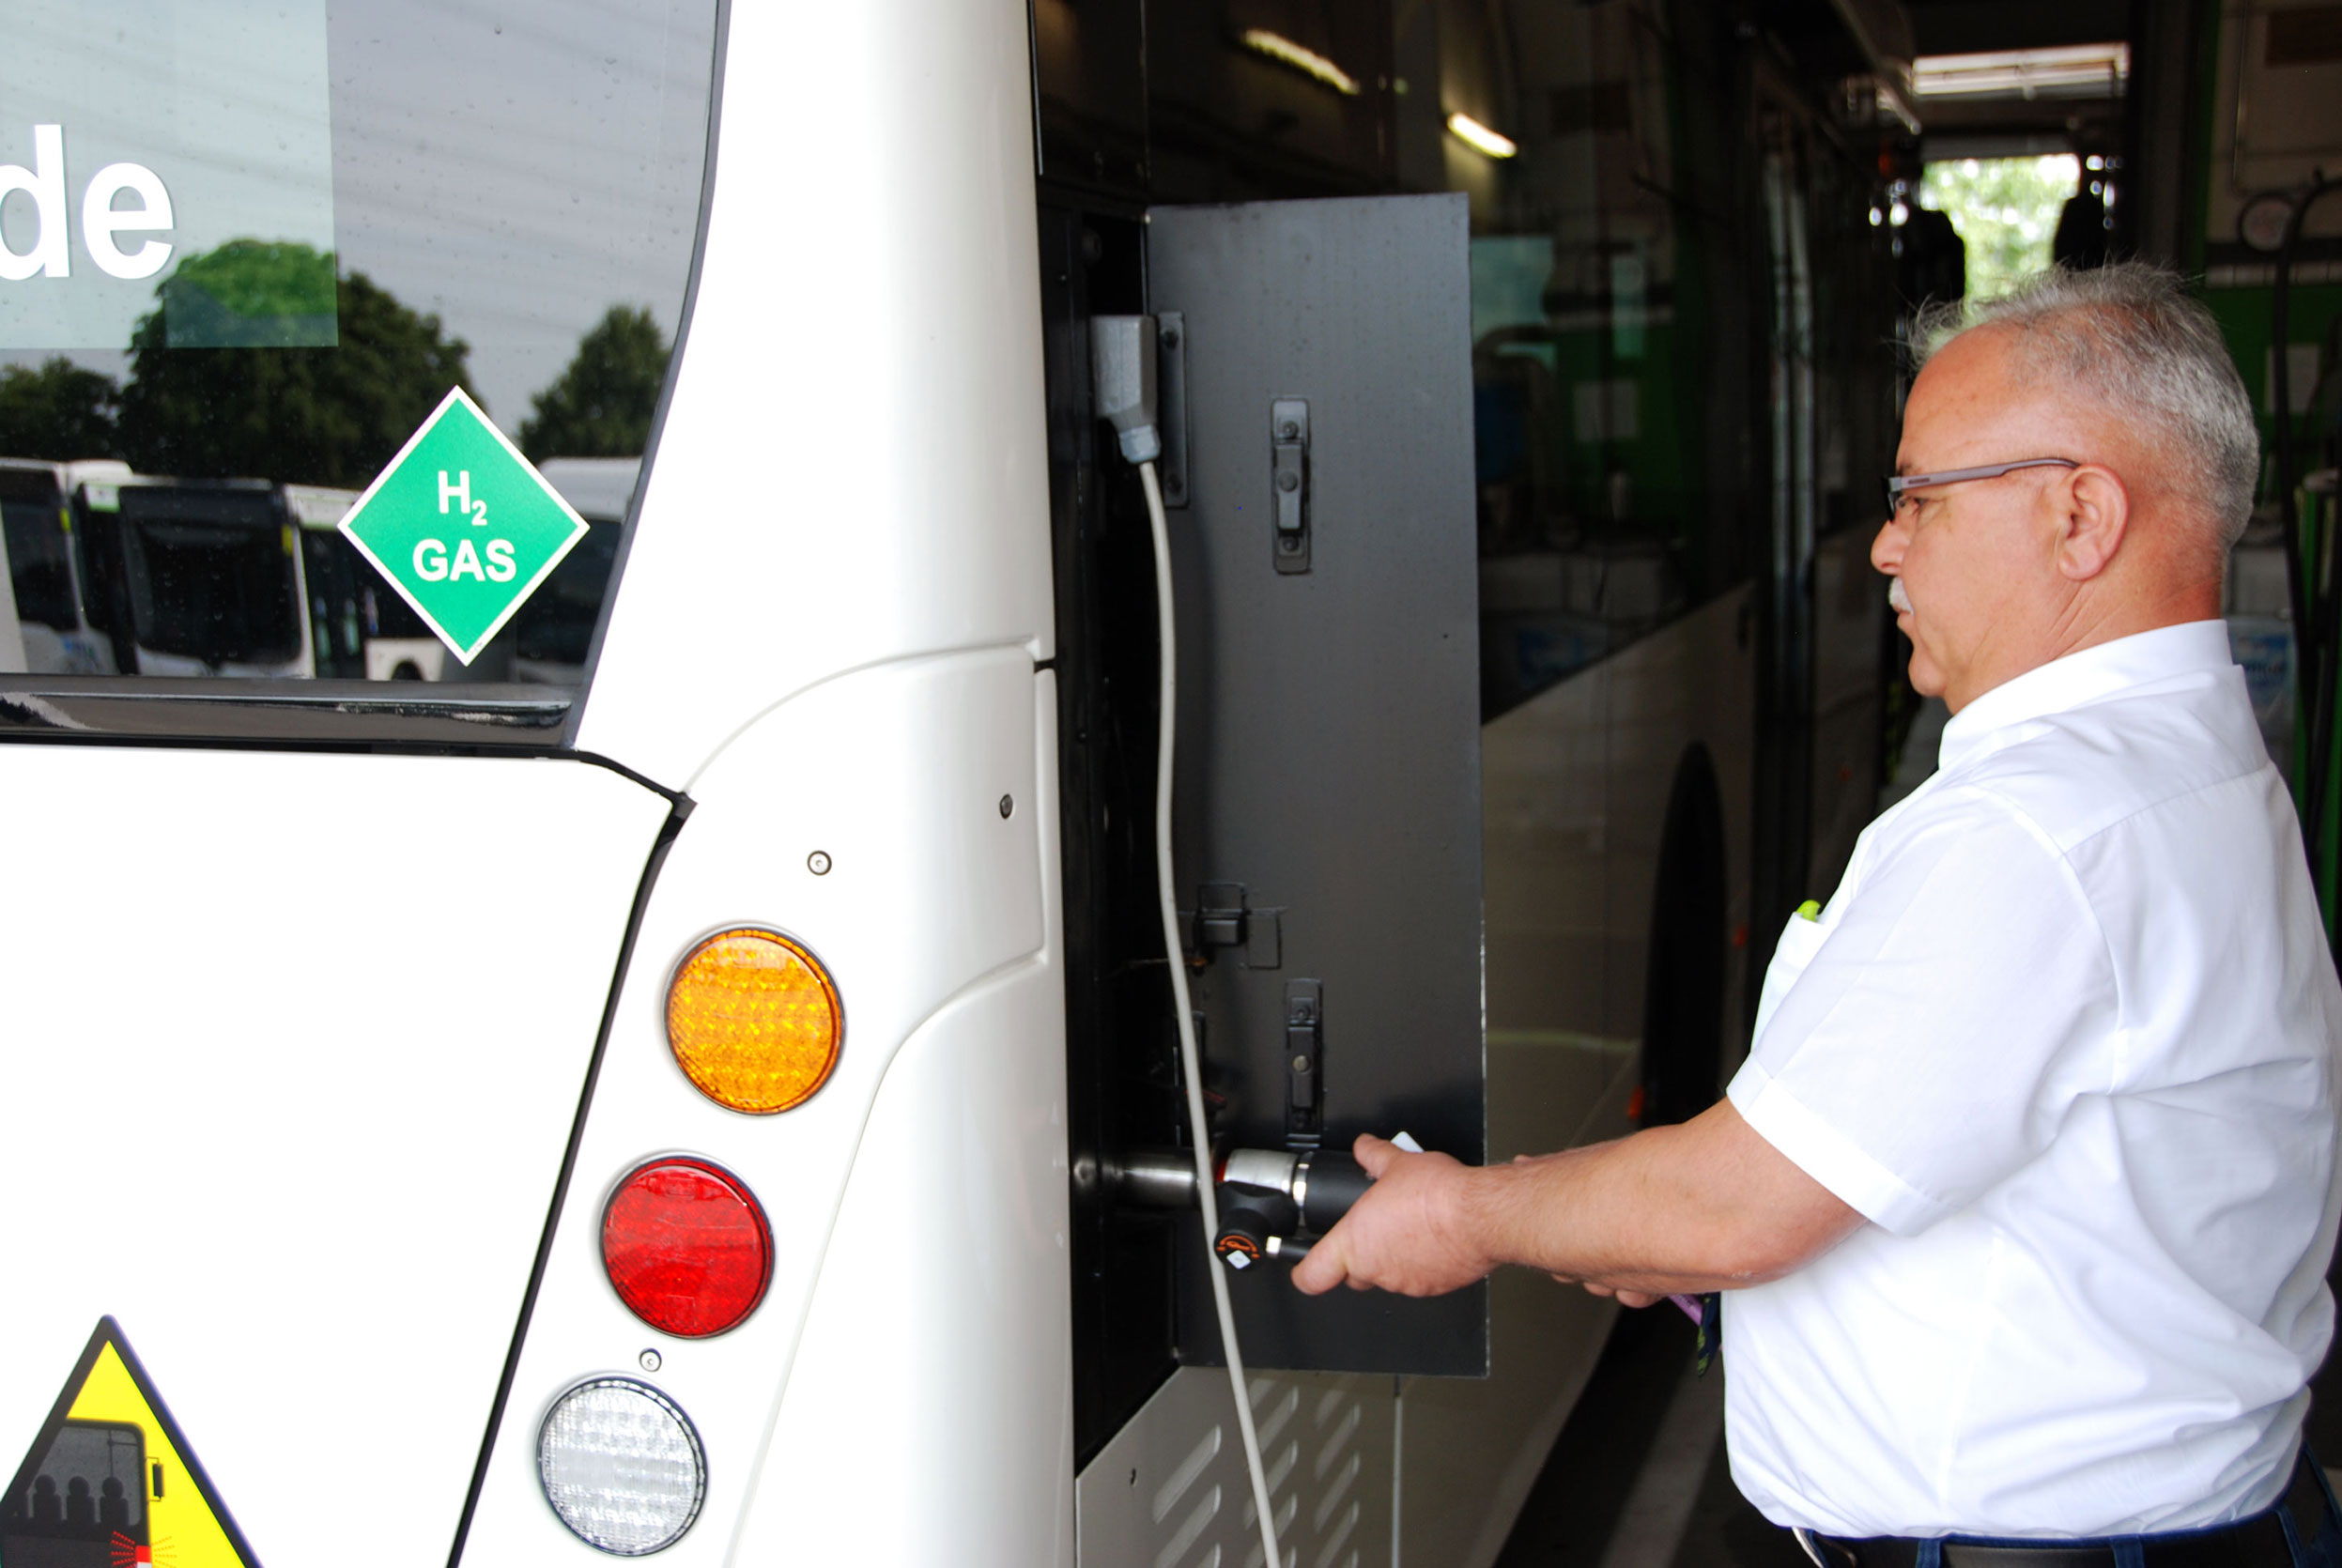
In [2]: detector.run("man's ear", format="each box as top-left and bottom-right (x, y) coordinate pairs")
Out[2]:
(2054, 465), (2129, 582)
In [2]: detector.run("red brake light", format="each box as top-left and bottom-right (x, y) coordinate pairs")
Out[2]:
(601, 1158), (774, 1338)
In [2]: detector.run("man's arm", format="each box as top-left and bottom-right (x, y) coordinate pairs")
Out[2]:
(1289, 1100), (1861, 1299)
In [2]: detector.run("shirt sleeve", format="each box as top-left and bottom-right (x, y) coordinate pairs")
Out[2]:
(1726, 789), (2118, 1236)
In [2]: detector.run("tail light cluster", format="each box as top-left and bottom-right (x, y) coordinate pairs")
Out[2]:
(538, 1378), (706, 1556)
(538, 927), (841, 1555)
(665, 928), (843, 1114)
(601, 1157), (774, 1338)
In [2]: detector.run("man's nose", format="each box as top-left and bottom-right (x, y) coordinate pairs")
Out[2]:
(1871, 515), (1904, 576)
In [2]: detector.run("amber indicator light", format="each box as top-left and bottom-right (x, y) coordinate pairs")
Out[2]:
(601, 1157), (774, 1338)
(665, 927), (842, 1114)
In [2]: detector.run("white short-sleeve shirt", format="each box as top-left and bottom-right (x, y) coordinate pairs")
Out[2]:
(1724, 621), (2342, 1540)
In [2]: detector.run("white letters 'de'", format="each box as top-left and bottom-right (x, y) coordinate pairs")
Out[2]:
(485, 538), (516, 582)
(82, 163), (174, 281)
(413, 539), (448, 581)
(0, 125), (69, 282)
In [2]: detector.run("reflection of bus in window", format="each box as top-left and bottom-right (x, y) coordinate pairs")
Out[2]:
(70, 478), (445, 682)
(281, 484), (442, 681)
(75, 478), (312, 679)
(517, 457), (633, 684)
(0, 459), (131, 675)
(0, 1418), (147, 1565)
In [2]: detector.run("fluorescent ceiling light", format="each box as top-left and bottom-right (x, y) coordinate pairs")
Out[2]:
(1239, 29), (1361, 96)
(1446, 112), (1518, 159)
(1913, 43), (2130, 100)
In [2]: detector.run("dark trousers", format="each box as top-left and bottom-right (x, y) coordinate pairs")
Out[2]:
(1793, 1453), (2342, 1567)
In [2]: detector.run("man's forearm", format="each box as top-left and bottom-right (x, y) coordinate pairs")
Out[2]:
(1455, 1108), (1853, 1292)
(1292, 1101), (1862, 1299)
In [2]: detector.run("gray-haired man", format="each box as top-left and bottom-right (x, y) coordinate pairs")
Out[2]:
(1295, 264), (2342, 1566)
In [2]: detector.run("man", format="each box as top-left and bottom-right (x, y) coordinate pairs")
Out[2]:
(1295, 263), (2342, 1564)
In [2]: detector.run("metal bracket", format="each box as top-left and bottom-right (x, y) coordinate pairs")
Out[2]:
(1194, 883), (1245, 951)
(1285, 979), (1323, 1146)
(1158, 312), (1190, 508)
(1189, 883), (1281, 969)
(1271, 397), (1310, 574)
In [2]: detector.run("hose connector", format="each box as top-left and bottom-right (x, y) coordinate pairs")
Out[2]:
(1089, 315), (1162, 465)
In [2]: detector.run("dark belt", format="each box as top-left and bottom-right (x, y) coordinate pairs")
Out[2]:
(1803, 1453), (2330, 1567)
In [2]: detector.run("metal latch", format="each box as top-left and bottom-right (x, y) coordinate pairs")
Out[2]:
(1271, 397), (1310, 574)
(1285, 979), (1322, 1145)
(1195, 883), (1246, 948)
(1188, 884), (1283, 968)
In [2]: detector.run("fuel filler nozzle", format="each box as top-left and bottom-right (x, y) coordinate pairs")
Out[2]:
(1113, 1145), (1372, 1272)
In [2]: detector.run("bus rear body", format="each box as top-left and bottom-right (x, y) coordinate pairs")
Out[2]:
(0, 1), (1896, 1563)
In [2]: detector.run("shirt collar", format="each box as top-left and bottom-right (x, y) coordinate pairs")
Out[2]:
(1936, 620), (2235, 773)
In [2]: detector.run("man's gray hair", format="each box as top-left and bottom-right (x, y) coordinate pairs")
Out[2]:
(1915, 263), (2259, 556)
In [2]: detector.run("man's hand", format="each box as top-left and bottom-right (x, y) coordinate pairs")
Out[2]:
(1290, 1134), (1491, 1297)
(1286, 1102), (1861, 1301)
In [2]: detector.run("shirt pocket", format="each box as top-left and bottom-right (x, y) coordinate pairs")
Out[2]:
(1752, 912), (1830, 1046)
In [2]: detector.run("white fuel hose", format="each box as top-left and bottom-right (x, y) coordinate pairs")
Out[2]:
(1140, 458), (1286, 1568)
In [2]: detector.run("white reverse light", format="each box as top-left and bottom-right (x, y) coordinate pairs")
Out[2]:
(539, 1377), (707, 1556)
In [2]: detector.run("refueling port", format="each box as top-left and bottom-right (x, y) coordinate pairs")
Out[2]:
(1109, 1145), (1372, 1270)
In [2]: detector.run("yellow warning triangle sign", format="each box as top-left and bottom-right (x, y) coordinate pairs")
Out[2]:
(2, 1317), (257, 1567)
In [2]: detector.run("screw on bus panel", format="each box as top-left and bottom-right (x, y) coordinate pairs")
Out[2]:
(999, 794), (1015, 819)
(639, 1348), (662, 1373)
(807, 851), (832, 875)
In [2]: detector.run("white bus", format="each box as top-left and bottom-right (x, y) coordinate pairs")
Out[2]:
(0, 1), (1897, 1563)
(69, 476), (318, 680)
(0, 458), (130, 675)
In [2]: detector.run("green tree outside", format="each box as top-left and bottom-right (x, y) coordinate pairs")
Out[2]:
(519, 305), (671, 459)
(0, 358), (120, 461)
(1919, 155), (2082, 302)
(116, 241), (473, 487)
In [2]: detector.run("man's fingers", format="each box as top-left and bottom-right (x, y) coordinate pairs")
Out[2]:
(1290, 1237), (1345, 1295)
(1351, 1132), (1396, 1177)
(1614, 1290), (1662, 1309)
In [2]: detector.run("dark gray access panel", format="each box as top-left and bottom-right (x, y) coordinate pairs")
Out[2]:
(1149, 193), (1486, 1376)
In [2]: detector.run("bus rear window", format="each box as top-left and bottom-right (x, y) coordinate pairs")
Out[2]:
(105, 485), (299, 669)
(0, 0), (718, 699)
(0, 472), (75, 631)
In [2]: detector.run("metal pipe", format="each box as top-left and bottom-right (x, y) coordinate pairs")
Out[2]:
(1108, 1148), (1201, 1208)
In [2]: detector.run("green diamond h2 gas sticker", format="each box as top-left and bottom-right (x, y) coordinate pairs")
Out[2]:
(338, 387), (590, 665)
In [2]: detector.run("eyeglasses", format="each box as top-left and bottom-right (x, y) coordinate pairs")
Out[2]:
(1883, 458), (2079, 517)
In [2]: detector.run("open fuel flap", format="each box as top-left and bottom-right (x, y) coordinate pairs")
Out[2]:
(1149, 193), (1487, 1377)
